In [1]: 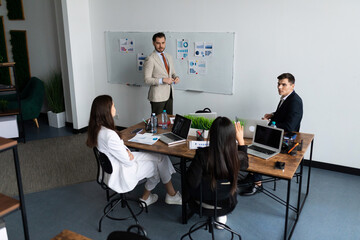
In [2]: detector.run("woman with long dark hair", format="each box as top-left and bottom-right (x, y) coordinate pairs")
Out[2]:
(87, 95), (181, 206)
(186, 116), (249, 226)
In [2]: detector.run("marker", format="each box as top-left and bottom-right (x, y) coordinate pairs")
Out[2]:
(288, 142), (299, 154)
(126, 83), (141, 87)
(142, 118), (147, 124)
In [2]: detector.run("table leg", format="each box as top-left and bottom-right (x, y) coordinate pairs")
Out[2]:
(306, 139), (314, 195)
(181, 157), (187, 224)
(284, 179), (291, 240)
(12, 65), (26, 143)
(297, 159), (304, 216)
(285, 139), (314, 240)
(13, 146), (30, 240)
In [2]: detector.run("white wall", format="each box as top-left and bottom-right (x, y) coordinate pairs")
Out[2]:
(61, 0), (95, 129)
(54, 0), (72, 123)
(63, 0), (360, 169)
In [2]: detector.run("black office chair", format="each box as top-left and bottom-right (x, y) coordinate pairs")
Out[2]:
(181, 179), (242, 240)
(93, 147), (148, 232)
(107, 224), (150, 240)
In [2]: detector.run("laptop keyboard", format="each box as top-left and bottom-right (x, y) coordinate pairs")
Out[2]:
(248, 145), (276, 155)
(163, 133), (182, 141)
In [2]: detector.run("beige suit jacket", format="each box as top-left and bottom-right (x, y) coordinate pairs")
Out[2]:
(144, 51), (178, 102)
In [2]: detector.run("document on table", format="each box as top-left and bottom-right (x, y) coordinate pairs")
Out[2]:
(128, 133), (159, 145)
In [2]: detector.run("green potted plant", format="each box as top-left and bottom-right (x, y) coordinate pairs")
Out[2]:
(184, 115), (215, 138)
(45, 72), (65, 128)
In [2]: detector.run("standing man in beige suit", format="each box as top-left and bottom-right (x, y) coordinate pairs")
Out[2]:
(144, 32), (180, 115)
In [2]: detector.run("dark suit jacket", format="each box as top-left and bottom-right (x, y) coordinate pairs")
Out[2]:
(270, 91), (303, 132)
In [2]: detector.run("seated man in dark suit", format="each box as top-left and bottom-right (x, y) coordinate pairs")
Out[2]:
(263, 72), (303, 132)
(240, 72), (303, 196)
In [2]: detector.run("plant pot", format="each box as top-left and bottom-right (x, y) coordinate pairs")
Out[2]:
(47, 111), (66, 128)
(188, 128), (209, 139)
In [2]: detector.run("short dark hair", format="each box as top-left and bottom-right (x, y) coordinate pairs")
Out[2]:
(277, 73), (295, 84)
(152, 32), (166, 42)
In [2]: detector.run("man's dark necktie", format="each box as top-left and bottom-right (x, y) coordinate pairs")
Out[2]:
(161, 53), (169, 74)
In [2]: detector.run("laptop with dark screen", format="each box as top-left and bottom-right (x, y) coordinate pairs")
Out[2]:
(247, 124), (284, 159)
(159, 114), (191, 146)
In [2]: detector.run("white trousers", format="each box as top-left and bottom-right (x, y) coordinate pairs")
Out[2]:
(133, 152), (176, 191)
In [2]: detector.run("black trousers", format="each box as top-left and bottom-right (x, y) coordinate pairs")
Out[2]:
(150, 89), (173, 115)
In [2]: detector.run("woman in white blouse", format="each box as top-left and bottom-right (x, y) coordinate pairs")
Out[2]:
(86, 95), (182, 206)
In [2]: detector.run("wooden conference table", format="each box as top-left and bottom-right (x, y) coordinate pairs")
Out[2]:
(120, 121), (314, 240)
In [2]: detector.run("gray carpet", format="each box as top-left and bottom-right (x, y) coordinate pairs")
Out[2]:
(0, 133), (96, 196)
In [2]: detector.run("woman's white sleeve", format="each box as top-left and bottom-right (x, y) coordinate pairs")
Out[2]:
(107, 132), (133, 166)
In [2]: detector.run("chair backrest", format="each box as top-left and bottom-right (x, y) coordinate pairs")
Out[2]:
(21, 77), (45, 120)
(93, 147), (113, 190)
(107, 224), (150, 240)
(21, 77), (44, 100)
(189, 179), (235, 218)
(2, 77), (45, 120)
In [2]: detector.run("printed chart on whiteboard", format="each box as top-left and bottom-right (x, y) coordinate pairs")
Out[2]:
(105, 32), (235, 94)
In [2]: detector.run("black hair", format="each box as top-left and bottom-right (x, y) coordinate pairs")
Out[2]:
(152, 32), (166, 42)
(277, 73), (295, 84)
(207, 117), (240, 194)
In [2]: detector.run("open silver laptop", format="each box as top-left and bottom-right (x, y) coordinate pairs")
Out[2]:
(248, 125), (284, 160)
(238, 118), (268, 138)
(159, 114), (192, 146)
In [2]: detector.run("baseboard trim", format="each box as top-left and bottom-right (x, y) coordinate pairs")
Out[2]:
(304, 159), (360, 176)
(72, 127), (87, 134)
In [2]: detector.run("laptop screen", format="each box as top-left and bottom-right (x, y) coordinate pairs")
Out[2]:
(253, 125), (283, 149)
(172, 114), (192, 138)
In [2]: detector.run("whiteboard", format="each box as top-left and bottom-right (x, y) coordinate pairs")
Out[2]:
(105, 31), (235, 94)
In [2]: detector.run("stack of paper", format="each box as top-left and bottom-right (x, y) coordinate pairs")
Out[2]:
(128, 133), (159, 145)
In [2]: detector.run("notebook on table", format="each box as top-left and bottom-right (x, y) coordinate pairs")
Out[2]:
(159, 114), (192, 146)
(247, 124), (284, 160)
